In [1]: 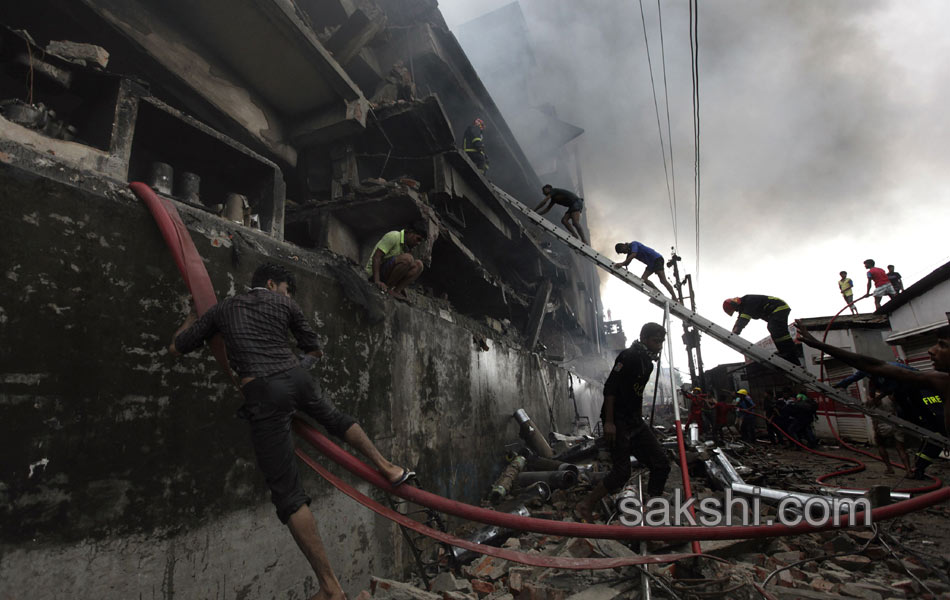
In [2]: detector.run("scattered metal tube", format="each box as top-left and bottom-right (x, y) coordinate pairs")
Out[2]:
(451, 505), (530, 563)
(490, 455), (526, 505)
(820, 487), (910, 501)
(148, 162), (173, 195)
(515, 481), (552, 503)
(731, 483), (874, 517)
(175, 171), (200, 203)
(513, 409), (554, 458)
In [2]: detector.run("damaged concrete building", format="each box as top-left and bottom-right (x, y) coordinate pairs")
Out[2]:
(0, 0), (609, 597)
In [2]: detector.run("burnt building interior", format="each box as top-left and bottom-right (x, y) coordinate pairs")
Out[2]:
(0, 0), (604, 362)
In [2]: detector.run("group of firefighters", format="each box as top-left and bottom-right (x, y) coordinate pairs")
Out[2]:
(683, 387), (821, 449)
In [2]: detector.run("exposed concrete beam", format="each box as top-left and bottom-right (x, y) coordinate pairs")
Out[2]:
(82, 0), (298, 165)
(291, 97), (370, 147)
(324, 8), (387, 66)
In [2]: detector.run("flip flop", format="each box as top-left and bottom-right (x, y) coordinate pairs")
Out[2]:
(390, 468), (416, 487)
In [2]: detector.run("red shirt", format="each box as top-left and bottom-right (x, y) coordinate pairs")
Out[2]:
(715, 401), (733, 425)
(867, 267), (889, 287)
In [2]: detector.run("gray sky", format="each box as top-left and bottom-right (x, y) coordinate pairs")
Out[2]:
(439, 0), (950, 371)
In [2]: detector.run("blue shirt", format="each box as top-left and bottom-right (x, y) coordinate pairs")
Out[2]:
(628, 241), (662, 266)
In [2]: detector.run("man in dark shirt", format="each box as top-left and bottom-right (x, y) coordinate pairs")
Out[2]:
(170, 263), (414, 600)
(613, 241), (677, 297)
(722, 294), (799, 363)
(887, 264), (904, 293)
(575, 323), (671, 522)
(534, 184), (589, 245)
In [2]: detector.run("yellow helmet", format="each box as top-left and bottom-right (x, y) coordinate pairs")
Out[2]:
(737, 389), (749, 396)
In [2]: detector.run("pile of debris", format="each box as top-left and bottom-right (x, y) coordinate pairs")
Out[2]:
(356, 411), (950, 599)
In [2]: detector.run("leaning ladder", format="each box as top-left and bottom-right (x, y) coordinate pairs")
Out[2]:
(491, 183), (949, 447)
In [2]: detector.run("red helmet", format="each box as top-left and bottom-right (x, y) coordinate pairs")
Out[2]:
(474, 118), (485, 130)
(722, 297), (741, 316)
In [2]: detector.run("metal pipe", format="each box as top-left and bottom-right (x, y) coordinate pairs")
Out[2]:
(638, 472), (651, 600)
(147, 162), (173, 195)
(712, 449), (745, 485)
(451, 505), (531, 563)
(513, 409), (554, 458)
(515, 481), (552, 503)
(663, 301), (702, 554)
(820, 487), (910, 501)
(490, 456), (526, 504)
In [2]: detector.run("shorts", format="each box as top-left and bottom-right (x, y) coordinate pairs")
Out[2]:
(565, 198), (584, 214)
(239, 366), (357, 523)
(874, 420), (905, 443)
(368, 256), (398, 283)
(873, 283), (896, 298)
(646, 256), (664, 273)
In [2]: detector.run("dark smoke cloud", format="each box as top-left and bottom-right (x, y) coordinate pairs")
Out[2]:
(445, 0), (950, 364)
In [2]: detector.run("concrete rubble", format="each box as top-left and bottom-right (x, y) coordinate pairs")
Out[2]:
(356, 417), (950, 600)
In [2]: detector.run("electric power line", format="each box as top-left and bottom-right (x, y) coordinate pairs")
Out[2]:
(638, 0), (678, 249)
(655, 0), (679, 256)
(689, 0), (701, 280)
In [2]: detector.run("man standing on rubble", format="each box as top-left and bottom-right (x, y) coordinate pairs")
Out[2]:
(575, 323), (671, 522)
(463, 118), (488, 173)
(612, 241), (677, 297)
(366, 220), (427, 301)
(169, 263), (415, 600)
(534, 184), (589, 245)
(722, 295), (800, 363)
(795, 319), (950, 472)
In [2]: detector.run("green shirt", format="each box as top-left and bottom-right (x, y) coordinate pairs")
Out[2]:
(365, 230), (408, 276)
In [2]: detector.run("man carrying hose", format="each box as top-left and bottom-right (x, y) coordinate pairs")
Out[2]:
(575, 322), (671, 522)
(795, 319), (950, 478)
(169, 262), (414, 600)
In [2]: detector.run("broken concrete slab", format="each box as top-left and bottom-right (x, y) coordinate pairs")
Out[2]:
(430, 572), (463, 594)
(45, 40), (110, 68)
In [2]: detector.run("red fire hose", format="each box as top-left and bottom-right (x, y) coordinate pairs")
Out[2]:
(294, 419), (949, 541)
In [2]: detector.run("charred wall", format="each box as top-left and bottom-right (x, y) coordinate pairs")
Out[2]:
(0, 158), (586, 598)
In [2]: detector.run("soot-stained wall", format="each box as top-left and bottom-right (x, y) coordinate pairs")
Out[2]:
(0, 161), (589, 599)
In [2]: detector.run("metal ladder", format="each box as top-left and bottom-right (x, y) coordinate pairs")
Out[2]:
(491, 183), (949, 446)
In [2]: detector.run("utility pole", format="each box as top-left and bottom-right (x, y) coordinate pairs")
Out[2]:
(668, 249), (706, 389)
